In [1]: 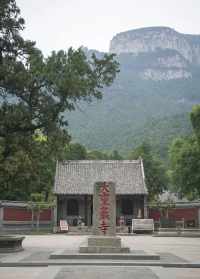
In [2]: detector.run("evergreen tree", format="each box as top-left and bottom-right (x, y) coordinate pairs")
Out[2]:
(169, 104), (200, 199)
(128, 142), (168, 201)
(64, 143), (87, 160)
(0, 0), (119, 200)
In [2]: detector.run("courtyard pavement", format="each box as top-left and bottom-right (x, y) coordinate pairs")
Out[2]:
(0, 235), (200, 278)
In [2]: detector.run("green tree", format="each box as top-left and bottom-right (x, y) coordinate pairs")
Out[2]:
(86, 150), (109, 160)
(86, 149), (123, 160)
(128, 142), (168, 201)
(109, 150), (123, 160)
(168, 105), (200, 199)
(169, 136), (200, 199)
(64, 143), (87, 160)
(27, 193), (55, 230)
(0, 0), (119, 200)
(0, 0), (34, 63)
(0, 128), (68, 200)
(1, 47), (119, 138)
(190, 104), (200, 142)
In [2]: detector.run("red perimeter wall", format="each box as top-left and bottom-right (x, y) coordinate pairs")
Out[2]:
(149, 207), (198, 222)
(4, 207), (52, 221)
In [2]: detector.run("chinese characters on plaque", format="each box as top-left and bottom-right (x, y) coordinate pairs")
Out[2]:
(93, 181), (116, 236)
(99, 182), (110, 234)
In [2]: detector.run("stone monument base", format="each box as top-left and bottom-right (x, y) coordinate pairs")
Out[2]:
(0, 236), (25, 253)
(79, 236), (130, 253)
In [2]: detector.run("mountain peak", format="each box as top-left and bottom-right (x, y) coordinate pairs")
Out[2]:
(109, 27), (200, 65)
(114, 26), (176, 36)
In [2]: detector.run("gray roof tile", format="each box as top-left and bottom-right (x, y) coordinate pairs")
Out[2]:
(54, 160), (148, 195)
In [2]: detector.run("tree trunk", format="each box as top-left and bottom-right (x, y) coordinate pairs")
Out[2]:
(31, 209), (34, 229)
(36, 211), (41, 231)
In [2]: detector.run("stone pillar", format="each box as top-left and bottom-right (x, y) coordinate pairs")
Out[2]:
(86, 196), (92, 226)
(132, 196), (135, 218)
(53, 196), (58, 227)
(84, 195), (87, 226)
(57, 196), (65, 221)
(133, 196), (138, 218)
(144, 195), (148, 218)
(93, 181), (116, 236)
(198, 207), (200, 228)
(116, 197), (120, 223)
(60, 197), (65, 219)
(0, 204), (4, 229)
(78, 197), (84, 219)
(52, 196), (58, 233)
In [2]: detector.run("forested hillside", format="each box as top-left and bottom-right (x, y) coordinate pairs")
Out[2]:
(66, 27), (200, 159)
(66, 56), (200, 158)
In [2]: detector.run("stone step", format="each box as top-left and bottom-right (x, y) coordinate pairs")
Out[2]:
(2, 261), (200, 268)
(79, 246), (130, 253)
(154, 231), (200, 237)
(49, 252), (160, 260)
(159, 228), (200, 232)
(88, 236), (121, 247)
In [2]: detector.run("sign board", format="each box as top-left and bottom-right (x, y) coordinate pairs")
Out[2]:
(132, 219), (154, 232)
(60, 220), (69, 232)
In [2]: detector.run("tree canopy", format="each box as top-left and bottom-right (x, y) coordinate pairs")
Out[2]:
(128, 142), (168, 201)
(169, 136), (200, 199)
(0, 0), (119, 200)
(169, 105), (200, 199)
(190, 104), (200, 142)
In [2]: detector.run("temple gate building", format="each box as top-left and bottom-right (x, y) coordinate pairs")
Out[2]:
(54, 160), (148, 227)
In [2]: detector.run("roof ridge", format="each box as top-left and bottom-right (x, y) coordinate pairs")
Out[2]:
(61, 160), (141, 164)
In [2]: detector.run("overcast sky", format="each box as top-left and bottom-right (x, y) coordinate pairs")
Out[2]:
(17, 0), (200, 56)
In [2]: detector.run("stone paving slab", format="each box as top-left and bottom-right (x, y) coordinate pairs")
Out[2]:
(0, 267), (45, 279)
(0, 254), (6, 258)
(0, 249), (188, 266)
(5, 249), (185, 264)
(37, 266), (61, 279)
(21, 251), (53, 262)
(1, 250), (33, 263)
(159, 252), (188, 263)
(1, 235), (200, 279)
(54, 266), (159, 279)
(151, 267), (200, 279)
(1, 265), (200, 279)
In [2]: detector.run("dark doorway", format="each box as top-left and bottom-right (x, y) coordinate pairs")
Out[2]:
(67, 199), (79, 216)
(90, 203), (93, 225)
(121, 198), (133, 215)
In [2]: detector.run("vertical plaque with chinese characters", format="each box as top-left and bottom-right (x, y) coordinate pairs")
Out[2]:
(93, 181), (116, 236)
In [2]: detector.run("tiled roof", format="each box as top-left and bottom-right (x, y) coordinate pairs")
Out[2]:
(54, 160), (147, 195)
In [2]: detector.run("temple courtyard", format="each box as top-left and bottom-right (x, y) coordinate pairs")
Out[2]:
(0, 234), (200, 279)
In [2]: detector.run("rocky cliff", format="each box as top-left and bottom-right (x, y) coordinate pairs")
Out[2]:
(109, 27), (200, 80)
(66, 27), (200, 155)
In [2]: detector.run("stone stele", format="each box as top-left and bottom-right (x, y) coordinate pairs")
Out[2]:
(93, 181), (116, 236)
(79, 181), (130, 253)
